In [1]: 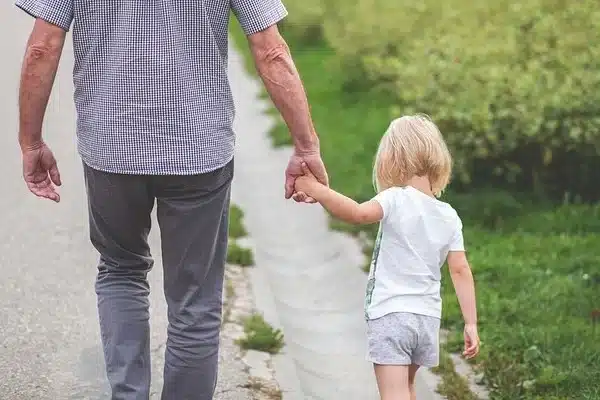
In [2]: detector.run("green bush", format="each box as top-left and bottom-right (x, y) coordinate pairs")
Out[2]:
(323, 0), (600, 201)
(279, 0), (326, 45)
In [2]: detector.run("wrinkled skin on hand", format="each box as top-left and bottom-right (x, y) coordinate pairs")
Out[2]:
(22, 141), (62, 203)
(285, 151), (328, 203)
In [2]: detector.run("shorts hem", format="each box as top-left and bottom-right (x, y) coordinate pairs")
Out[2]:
(367, 357), (412, 366)
(368, 358), (438, 368)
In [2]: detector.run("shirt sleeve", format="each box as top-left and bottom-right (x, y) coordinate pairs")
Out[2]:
(373, 188), (398, 220)
(15, 0), (74, 31)
(449, 215), (465, 251)
(231, 0), (288, 36)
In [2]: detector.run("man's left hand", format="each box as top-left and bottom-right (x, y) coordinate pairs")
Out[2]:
(285, 150), (328, 203)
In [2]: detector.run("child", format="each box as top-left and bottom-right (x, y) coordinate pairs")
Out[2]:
(294, 115), (479, 400)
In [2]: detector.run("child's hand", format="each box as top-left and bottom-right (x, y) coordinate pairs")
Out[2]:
(463, 324), (480, 359)
(294, 162), (320, 197)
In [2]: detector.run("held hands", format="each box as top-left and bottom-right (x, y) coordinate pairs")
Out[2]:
(463, 324), (480, 359)
(285, 149), (328, 203)
(21, 141), (61, 202)
(292, 162), (321, 202)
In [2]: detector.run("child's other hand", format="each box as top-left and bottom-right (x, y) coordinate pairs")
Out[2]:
(463, 324), (480, 359)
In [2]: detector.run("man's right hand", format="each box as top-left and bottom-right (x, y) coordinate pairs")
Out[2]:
(21, 141), (62, 203)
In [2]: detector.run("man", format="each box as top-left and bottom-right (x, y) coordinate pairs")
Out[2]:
(16, 0), (328, 398)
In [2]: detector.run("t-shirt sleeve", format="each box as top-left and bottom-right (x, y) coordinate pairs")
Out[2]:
(15, 0), (74, 31)
(231, 0), (288, 36)
(449, 215), (465, 251)
(373, 188), (398, 220)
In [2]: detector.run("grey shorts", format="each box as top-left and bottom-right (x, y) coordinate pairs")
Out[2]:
(366, 312), (441, 367)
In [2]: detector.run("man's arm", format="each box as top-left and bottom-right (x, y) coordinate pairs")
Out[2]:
(19, 18), (66, 151)
(247, 25), (318, 156)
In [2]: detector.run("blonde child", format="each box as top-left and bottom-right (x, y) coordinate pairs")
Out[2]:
(294, 115), (479, 400)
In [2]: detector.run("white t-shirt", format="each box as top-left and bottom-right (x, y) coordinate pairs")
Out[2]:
(364, 186), (465, 320)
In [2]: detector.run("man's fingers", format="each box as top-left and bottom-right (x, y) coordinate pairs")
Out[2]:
(314, 167), (329, 187)
(29, 186), (60, 202)
(49, 164), (61, 186)
(284, 175), (295, 199)
(27, 180), (60, 203)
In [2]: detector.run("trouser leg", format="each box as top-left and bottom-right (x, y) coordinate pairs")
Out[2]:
(84, 163), (155, 400)
(156, 160), (233, 400)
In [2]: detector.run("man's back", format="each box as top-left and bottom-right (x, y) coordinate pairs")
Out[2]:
(17, 0), (287, 175)
(71, 0), (234, 175)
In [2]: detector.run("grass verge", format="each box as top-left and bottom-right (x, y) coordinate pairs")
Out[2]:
(229, 203), (248, 239)
(432, 348), (479, 400)
(227, 203), (255, 266)
(227, 241), (255, 267)
(237, 313), (285, 355)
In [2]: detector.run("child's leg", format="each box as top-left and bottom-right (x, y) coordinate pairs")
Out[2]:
(373, 364), (411, 400)
(408, 364), (420, 400)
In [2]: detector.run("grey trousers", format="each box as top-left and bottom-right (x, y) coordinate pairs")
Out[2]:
(83, 160), (233, 400)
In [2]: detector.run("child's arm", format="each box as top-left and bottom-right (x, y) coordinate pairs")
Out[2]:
(295, 164), (383, 225)
(447, 251), (480, 358)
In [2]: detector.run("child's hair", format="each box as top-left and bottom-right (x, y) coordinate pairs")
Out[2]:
(373, 114), (452, 197)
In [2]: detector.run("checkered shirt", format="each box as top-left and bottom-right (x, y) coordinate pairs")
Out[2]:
(15, 0), (287, 175)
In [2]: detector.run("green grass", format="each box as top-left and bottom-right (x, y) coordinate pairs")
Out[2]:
(227, 203), (254, 266)
(237, 313), (285, 355)
(229, 204), (248, 239)
(432, 347), (479, 400)
(229, 18), (600, 400)
(227, 241), (255, 267)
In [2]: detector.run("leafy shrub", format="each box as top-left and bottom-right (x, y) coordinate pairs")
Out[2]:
(280, 0), (326, 45)
(323, 0), (600, 201)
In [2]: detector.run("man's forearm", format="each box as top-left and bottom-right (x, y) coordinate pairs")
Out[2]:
(19, 22), (64, 150)
(251, 31), (318, 154)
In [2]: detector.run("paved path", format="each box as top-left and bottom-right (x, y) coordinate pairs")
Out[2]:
(228, 44), (443, 400)
(0, 7), (251, 400)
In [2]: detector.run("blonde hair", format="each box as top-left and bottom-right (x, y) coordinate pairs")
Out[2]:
(373, 114), (452, 197)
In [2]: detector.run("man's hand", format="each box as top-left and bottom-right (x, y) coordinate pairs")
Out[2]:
(294, 161), (320, 198)
(285, 150), (328, 203)
(22, 141), (61, 202)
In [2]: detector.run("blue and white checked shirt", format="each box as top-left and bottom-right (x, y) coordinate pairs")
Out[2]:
(16, 0), (287, 175)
